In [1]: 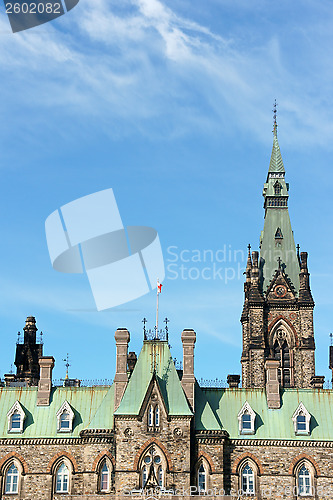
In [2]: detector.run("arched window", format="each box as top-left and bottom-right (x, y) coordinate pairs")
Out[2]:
(241, 464), (255, 494)
(198, 464), (206, 492)
(5, 463), (19, 494)
(140, 445), (166, 489)
(274, 181), (282, 195)
(148, 406), (154, 427)
(241, 413), (252, 431)
(100, 461), (110, 492)
(273, 337), (291, 387)
(297, 464), (312, 496)
(56, 463), (69, 493)
(155, 406), (160, 427)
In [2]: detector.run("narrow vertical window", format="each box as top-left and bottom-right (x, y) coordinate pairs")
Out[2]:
(241, 413), (251, 431)
(60, 411), (70, 430)
(148, 405), (153, 427)
(5, 464), (19, 494)
(142, 465), (148, 487)
(298, 465), (311, 496)
(242, 464), (254, 494)
(155, 406), (159, 427)
(158, 465), (163, 487)
(296, 414), (307, 432)
(56, 463), (69, 493)
(10, 412), (21, 431)
(198, 464), (206, 492)
(100, 461), (109, 492)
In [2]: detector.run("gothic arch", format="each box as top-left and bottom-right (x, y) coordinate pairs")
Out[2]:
(0, 452), (28, 475)
(288, 454), (320, 477)
(133, 437), (173, 472)
(232, 453), (263, 475)
(268, 316), (297, 349)
(92, 451), (115, 472)
(196, 452), (215, 474)
(46, 451), (78, 474)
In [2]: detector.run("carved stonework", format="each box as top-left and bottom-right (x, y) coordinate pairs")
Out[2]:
(173, 427), (182, 437)
(124, 427), (134, 438)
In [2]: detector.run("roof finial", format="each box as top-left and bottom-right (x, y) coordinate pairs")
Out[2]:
(277, 256), (282, 270)
(63, 353), (70, 380)
(273, 99), (278, 135)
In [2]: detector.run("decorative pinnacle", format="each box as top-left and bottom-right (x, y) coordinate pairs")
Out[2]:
(273, 99), (278, 134)
(330, 333), (333, 347)
(277, 256), (282, 270)
(63, 353), (70, 380)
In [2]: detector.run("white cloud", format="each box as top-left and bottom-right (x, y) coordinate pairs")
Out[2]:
(1, 0), (333, 146)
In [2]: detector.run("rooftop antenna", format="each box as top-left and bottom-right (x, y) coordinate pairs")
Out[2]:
(63, 353), (70, 380)
(273, 99), (278, 134)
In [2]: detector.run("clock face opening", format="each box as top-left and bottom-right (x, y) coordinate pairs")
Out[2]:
(274, 285), (287, 298)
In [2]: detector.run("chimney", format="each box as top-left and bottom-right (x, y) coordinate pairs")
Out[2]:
(37, 357), (55, 406)
(181, 329), (196, 411)
(310, 375), (325, 389)
(127, 352), (137, 374)
(114, 328), (130, 411)
(265, 359), (280, 409)
(4, 374), (17, 387)
(227, 374), (240, 388)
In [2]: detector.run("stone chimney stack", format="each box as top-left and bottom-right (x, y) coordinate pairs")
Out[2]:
(37, 357), (55, 406)
(265, 359), (280, 409)
(181, 329), (196, 412)
(227, 374), (240, 388)
(114, 328), (130, 411)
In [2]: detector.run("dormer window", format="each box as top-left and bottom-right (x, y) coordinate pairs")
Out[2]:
(292, 403), (311, 435)
(57, 401), (75, 433)
(7, 401), (26, 433)
(238, 402), (255, 435)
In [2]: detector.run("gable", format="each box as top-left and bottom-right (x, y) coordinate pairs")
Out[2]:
(115, 341), (192, 417)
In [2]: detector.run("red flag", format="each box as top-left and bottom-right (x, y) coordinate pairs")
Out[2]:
(157, 282), (162, 294)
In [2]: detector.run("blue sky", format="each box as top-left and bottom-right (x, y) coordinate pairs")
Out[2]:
(0, 0), (333, 384)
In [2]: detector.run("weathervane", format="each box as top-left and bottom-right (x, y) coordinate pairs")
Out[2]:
(273, 99), (278, 133)
(63, 353), (70, 380)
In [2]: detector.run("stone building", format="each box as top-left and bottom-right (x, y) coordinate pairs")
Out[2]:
(0, 125), (332, 500)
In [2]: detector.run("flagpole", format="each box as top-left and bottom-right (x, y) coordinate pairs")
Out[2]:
(155, 280), (159, 340)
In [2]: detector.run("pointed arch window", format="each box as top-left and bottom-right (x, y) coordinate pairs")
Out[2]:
(198, 464), (206, 492)
(57, 401), (75, 433)
(274, 181), (282, 195)
(7, 401), (26, 433)
(238, 402), (255, 435)
(275, 227), (283, 239)
(5, 463), (19, 494)
(241, 464), (255, 494)
(273, 334), (292, 387)
(55, 463), (69, 493)
(155, 406), (160, 427)
(292, 403), (311, 435)
(100, 461), (110, 492)
(298, 465), (311, 496)
(140, 446), (165, 489)
(148, 405), (154, 427)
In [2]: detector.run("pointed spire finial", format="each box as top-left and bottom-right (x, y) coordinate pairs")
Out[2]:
(273, 99), (278, 135)
(277, 256), (282, 270)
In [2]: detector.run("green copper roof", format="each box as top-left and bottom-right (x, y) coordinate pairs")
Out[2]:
(268, 130), (285, 173)
(0, 385), (114, 439)
(115, 341), (192, 416)
(260, 131), (300, 293)
(196, 388), (333, 441)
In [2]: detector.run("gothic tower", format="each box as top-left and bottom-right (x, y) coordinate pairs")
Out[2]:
(14, 316), (43, 386)
(241, 116), (315, 389)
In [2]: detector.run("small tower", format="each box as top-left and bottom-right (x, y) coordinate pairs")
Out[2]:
(241, 105), (315, 389)
(14, 316), (43, 386)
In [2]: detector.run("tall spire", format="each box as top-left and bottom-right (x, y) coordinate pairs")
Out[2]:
(268, 100), (285, 174)
(259, 103), (299, 293)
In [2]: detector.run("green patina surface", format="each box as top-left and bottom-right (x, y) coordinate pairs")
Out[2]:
(195, 387), (333, 441)
(115, 341), (192, 416)
(260, 131), (300, 293)
(0, 385), (114, 438)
